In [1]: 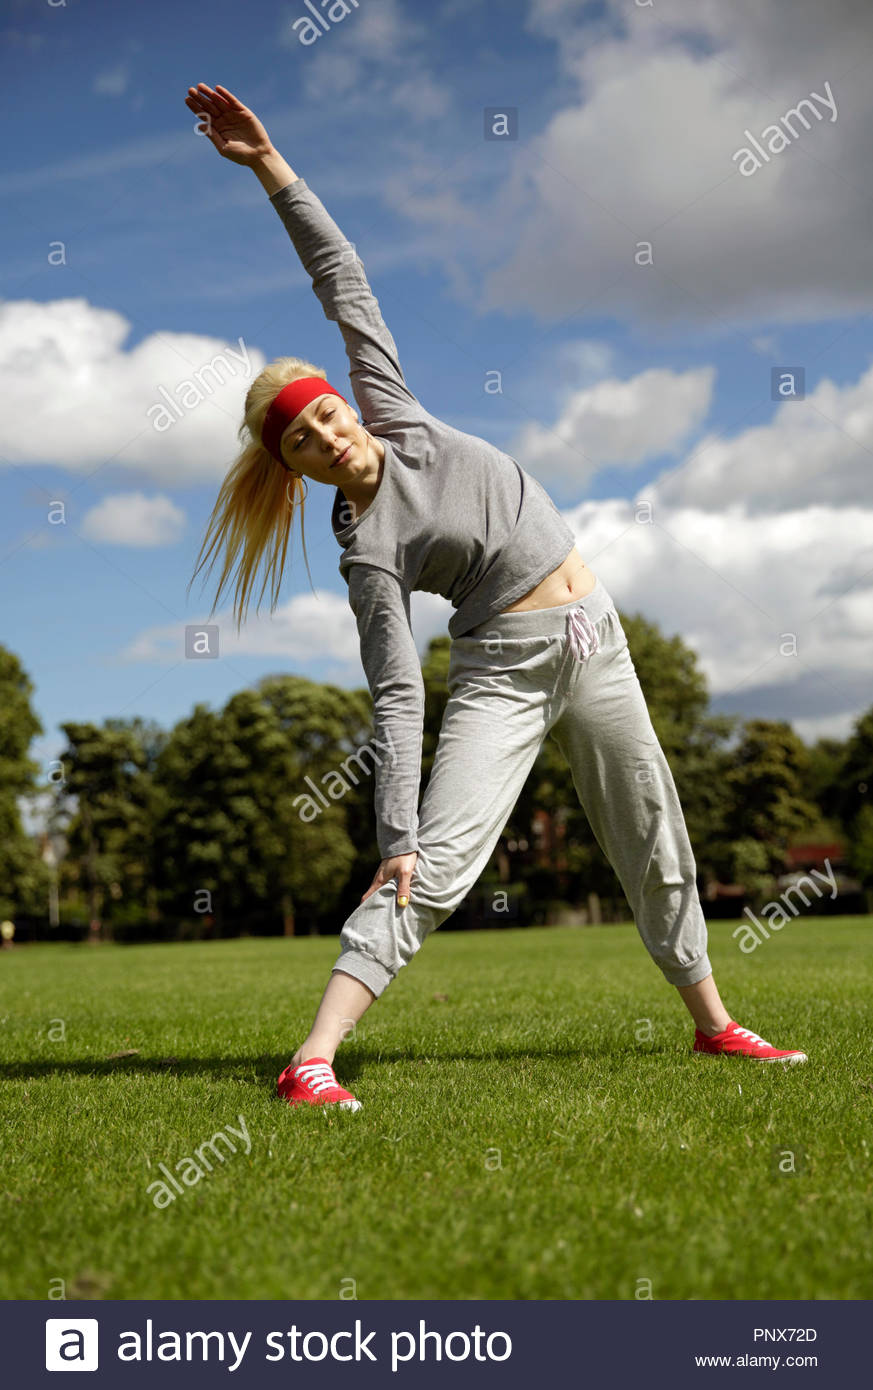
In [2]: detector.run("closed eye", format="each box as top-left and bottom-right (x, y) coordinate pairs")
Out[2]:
(293, 409), (335, 449)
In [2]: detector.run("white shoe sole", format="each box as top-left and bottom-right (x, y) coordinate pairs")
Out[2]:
(694, 1051), (808, 1064)
(282, 1096), (363, 1110)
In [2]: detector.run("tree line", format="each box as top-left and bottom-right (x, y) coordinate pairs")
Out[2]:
(1, 608), (871, 940)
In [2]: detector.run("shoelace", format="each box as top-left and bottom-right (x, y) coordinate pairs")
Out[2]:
(729, 1026), (772, 1048)
(566, 606), (599, 663)
(294, 1061), (339, 1094)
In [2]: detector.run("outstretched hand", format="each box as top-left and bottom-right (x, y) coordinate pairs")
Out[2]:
(360, 852), (418, 909)
(184, 83), (273, 166)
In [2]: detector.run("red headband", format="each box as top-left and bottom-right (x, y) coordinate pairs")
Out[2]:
(261, 378), (348, 466)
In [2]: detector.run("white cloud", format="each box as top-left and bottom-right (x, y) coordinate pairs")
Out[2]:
(122, 584), (454, 667)
(551, 339), (616, 384)
(80, 493), (186, 547)
(561, 494), (873, 740)
(792, 710), (868, 744)
(0, 29), (46, 54)
(123, 589), (354, 664)
(93, 64), (131, 97)
(649, 361), (873, 513)
(0, 298), (265, 485)
(512, 364), (714, 486)
(280, 0), (450, 124)
(486, 47), (854, 323)
(379, 0), (873, 330)
(389, 74), (451, 123)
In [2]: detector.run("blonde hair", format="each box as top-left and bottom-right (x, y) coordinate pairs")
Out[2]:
(188, 356), (329, 633)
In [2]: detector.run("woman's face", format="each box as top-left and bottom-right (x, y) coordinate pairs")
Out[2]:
(279, 393), (368, 483)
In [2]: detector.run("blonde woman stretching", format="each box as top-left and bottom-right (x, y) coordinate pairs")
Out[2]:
(186, 83), (807, 1110)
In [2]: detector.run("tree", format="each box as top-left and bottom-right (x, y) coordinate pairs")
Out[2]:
(722, 719), (821, 884)
(154, 685), (359, 936)
(54, 722), (151, 938)
(847, 804), (873, 911)
(834, 707), (873, 832)
(801, 734), (848, 825)
(420, 635), (452, 786)
(0, 647), (48, 918)
(257, 673), (379, 928)
(103, 717), (169, 924)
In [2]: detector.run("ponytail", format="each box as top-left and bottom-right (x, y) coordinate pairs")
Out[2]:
(188, 356), (327, 633)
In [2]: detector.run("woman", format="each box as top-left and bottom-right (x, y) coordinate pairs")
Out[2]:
(185, 83), (807, 1110)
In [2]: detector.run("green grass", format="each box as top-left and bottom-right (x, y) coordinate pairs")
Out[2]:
(1, 917), (871, 1301)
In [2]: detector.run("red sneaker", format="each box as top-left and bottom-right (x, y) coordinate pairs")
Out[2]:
(694, 1020), (807, 1064)
(277, 1057), (362, 1110)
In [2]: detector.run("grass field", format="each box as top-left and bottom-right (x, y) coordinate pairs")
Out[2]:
(1, 917), (871, 1301)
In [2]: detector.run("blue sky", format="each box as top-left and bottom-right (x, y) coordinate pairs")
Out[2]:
(2, 0), (873, 812)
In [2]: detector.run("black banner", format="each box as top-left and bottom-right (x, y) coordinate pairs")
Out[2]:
(5, 1299), (865, 1387)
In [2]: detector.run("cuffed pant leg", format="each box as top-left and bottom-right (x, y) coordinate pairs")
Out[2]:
(331, 942), (395, 999)
(549, 602), (712, 987)
(331, 641), (556, 995)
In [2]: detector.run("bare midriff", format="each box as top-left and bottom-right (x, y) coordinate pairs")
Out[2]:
(497, 546), (596, 613)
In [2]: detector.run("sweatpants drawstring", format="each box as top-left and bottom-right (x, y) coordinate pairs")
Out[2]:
(566, 605), (599, 663)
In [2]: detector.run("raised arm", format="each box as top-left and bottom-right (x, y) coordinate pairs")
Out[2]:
(265, 175), (426, 428)
(184, 83), (426, 428)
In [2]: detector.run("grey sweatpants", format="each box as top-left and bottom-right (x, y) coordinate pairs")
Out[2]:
(331, 575), (713, 996)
